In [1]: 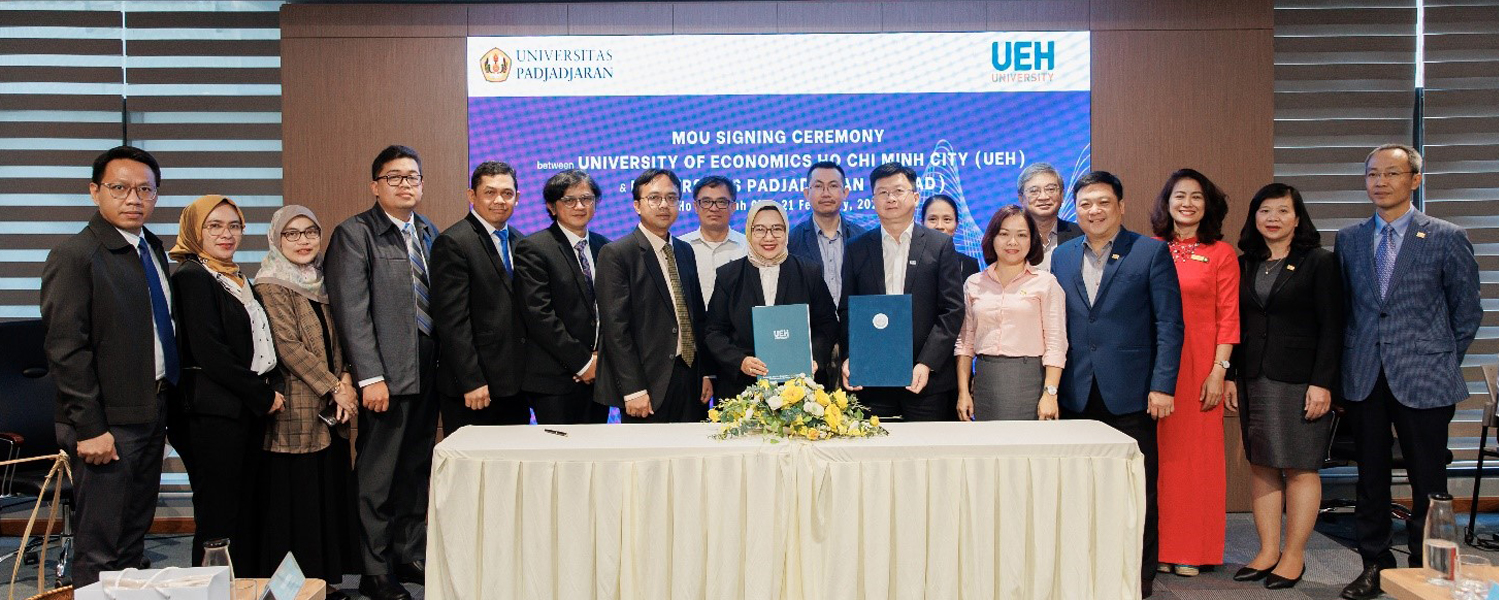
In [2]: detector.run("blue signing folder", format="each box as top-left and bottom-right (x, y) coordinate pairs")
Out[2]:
(752, 303), (813, 381)
(848, 294), (913, 387)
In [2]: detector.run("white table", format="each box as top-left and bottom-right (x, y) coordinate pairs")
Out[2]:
(427, 421), (1145, 600)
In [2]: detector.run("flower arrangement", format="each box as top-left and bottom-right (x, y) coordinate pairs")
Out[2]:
(707, 374), (888, 440)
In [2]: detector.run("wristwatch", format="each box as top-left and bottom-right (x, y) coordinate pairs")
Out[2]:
(1043, 385), (1058, 396)
(1216, 360), (1231, 370)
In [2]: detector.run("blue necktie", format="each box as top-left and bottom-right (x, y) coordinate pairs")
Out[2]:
(404, 224), (432, 335)
(137, 238), (179, 385)
(1376, 225), (1397, 299)
(494, 229), (513, 276)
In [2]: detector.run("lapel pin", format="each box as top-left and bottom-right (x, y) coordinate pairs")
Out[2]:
(1285, 264), (1296, 271)
(1190, 254), (1209, 263)
(1110, 253), (1120, 260)
(1416, 231), (1427, 239)
(909, 260), (917, 266)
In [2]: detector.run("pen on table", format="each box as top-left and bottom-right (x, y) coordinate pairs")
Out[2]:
(544, 429), (568, 437)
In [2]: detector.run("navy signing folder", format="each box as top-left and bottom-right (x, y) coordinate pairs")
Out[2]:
(847, 294), (913, 388)
(752, 303), (813, 381)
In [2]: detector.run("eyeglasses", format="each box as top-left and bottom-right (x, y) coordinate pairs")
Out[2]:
(1365, 170), (1416, 181)
(810, 182), (844, 193)
(1025, 184), (1062, 198)
(101, 182), (157, 201)
(696, 198), (732, 210)
(203, 222), (244, 237)
(642, 194), (679, 207)
(872, 187), (913, 201)
(559, 194), (596, 208)
(281, 227), (321, 242)
(376, 174), (423, 187)
(750, 225), (787, 239)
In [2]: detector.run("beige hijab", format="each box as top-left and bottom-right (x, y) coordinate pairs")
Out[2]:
(255, 205), (328, 303)
(169, 195), (246, 286)
(744, 200), (790, 268)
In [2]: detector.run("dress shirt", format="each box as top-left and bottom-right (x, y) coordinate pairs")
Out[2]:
(625, 224), (688, 402)
(1037, 225), (1060, 272)
(471, 209), (513, 269)
(758, 263), (781, 307)
(680, 228), (747, 308)
(815, 223), (846, 303)
(880, 221), (915, 295)
(560, 225), (598, 377)
(360, 211), (423, 389)
(1371, 204), (1415, 258)
(955, 266), (1067, 367)
(116, 226), (172, 381)
(212, 271), (277, 375)
(1081, 232), (1118, 306)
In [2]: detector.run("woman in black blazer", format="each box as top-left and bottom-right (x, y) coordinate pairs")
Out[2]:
(170, 195), (283, 571)
(704, 200), (838, 399)
(1224, 183), (1342, 589)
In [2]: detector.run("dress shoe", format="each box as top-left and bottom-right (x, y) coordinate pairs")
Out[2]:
(1265, 565), (1305, 590)
(1340, 565), (1382, 600)
(358, 575), (412, 600)
(1232, 562), (1276, 582)
(1172, 564), (1200, 577)
(394, 560), (426, 585)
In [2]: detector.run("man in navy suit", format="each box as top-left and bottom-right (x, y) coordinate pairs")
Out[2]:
(1337, 144), (1481, 600)
(1051, 170), (1184, 598)
(788, 161), (869, 306)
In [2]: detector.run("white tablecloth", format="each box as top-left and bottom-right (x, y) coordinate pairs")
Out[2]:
(427, 421), (1145, 600)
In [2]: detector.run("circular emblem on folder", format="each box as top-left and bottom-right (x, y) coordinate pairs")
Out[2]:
(872, 313), (889, 330)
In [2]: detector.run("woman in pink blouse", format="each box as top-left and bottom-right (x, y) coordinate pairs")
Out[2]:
(955, 204), (1068, 421)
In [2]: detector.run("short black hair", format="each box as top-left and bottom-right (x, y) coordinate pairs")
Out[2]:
(470, 161), (517, 191)
(1149, 168), (1229, 244)
(981, 204), (1045, 266)
(806, 160), (844, 181)
(869, 162), (917, 190)
(1071, 170), (1124, 201)
(92, 145), (161, 186)
(921, 194), (958, 221)
(691, 175), (736, 201)
(371, 145), (421, 180)
(1237, 183), (1323, 260)
(541, 170), (602, 220)
(631, 168), (682, 201)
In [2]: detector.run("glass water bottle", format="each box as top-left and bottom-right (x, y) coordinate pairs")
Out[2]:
(1423, 493), (1459, 585)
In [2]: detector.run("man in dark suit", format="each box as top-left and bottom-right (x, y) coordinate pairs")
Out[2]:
(1337, 144), (1482, 600)
(1017, 162), (1083, 272)
(788, 160), (869, 306)
(514, 170), (611, 424)
(1051, 170), (1184, 598)
(594, 168), (714, 422)
(839, 162), (965, 421)
(324, 145), (438, 600)
(431, 161), (530, 430)
(42, 146), (176, 587)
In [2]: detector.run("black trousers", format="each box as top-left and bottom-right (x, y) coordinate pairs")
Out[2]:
(621, 358), (705, 423)
(858, 387), (956, 421)
(530, 384), (609, 425)
(55, 393), (167, 587)
(354, 333), (439, 575)
(1348, 370), (1455, 568)
(183, 411), (265, 570)
(440, 392), (530, 432)
(1062, 381), (1159, 585)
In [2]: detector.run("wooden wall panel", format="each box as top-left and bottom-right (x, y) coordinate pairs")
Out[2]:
(1090, 0), (1273, 31)
(280, 4), (466, 38)
(882, 2), (988, 32)
(467, 4), (568, 36)
(567, 2), (674, 34)
(674, 2), (778, 33)
(987, 0), (1090, 30)
(776, 2), (882, 33)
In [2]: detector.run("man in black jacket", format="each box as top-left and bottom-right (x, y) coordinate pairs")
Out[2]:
(42, 146), (176, 587)
(431, 161), (530, 429)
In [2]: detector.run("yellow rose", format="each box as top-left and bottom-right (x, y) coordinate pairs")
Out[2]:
(781, 384), (806, 404)
(807, 429), (820, 440)
(832, 389), (848, 408)
(814, 389), (830, 406)
(708, 409), (720, 422)
(825, 409), (841, 429)
(869, 415), (881, 428)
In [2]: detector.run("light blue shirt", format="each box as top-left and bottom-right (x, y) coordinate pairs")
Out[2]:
(816, 226), (845, 304)
(1372, 205), (1415, 258)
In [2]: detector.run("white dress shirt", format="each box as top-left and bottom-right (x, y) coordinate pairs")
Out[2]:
(680, 228), (747, 308)
(116, 227), (172, 381)
(759, 263), (780, 306)
(880, 221), (915, 295)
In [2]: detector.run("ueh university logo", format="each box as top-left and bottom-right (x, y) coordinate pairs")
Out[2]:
(480, 48), (511, 82)
(991, 40), (1056, 83)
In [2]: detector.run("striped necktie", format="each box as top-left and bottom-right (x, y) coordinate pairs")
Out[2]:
(1376, 225), (1397, 299)
(404, 223), (432, 335)
(661, 244), (695, 367)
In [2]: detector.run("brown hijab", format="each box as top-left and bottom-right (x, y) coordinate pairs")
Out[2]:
(169, 194), (246, 286)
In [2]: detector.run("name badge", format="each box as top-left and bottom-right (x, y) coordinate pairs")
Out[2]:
(1190, 254), (1209, 263)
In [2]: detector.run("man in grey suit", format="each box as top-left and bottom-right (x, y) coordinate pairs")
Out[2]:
(1337, 144), (1482, 600)
(1016, 162), (1083, 272)
(325, 145), (438, 600)
(788, 161), (869, 306)
(42, 146), (175, 587)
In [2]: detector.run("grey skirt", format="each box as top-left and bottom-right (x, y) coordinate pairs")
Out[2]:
(1239, 376), (1333, 471)
(971, 355), (1045, 421)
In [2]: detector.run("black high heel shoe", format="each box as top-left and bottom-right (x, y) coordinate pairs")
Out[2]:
(1264, 565), (1305, 590)
(1232, 562), (1276, 582)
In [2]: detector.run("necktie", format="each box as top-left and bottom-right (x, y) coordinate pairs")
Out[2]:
(494, 229), (513, 276)
(575, 239), (595, 303)
(1376, 225), (1397, 299)
(661, 244), (695, 367)
(404, 223), (432, 335)
(137, 238), (179, 385)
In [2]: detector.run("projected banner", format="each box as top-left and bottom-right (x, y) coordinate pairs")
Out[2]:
(467, 32), (1090, 259)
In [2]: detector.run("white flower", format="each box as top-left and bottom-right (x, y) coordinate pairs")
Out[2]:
(766, 395), (784, 410)
(803, 400), (825, 417)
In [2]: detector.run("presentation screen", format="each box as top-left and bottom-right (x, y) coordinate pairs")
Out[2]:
(467, 32), (1090, 259)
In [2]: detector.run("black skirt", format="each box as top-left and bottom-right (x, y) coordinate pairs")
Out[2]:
(251, 438), (359, 580)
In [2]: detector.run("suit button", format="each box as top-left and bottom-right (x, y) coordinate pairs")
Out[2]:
(672, 327), (678, 334)
(1090, 345), (1097, 351)
(1089, 317), (1096, 323)
(1380, 313), (1388, 318)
